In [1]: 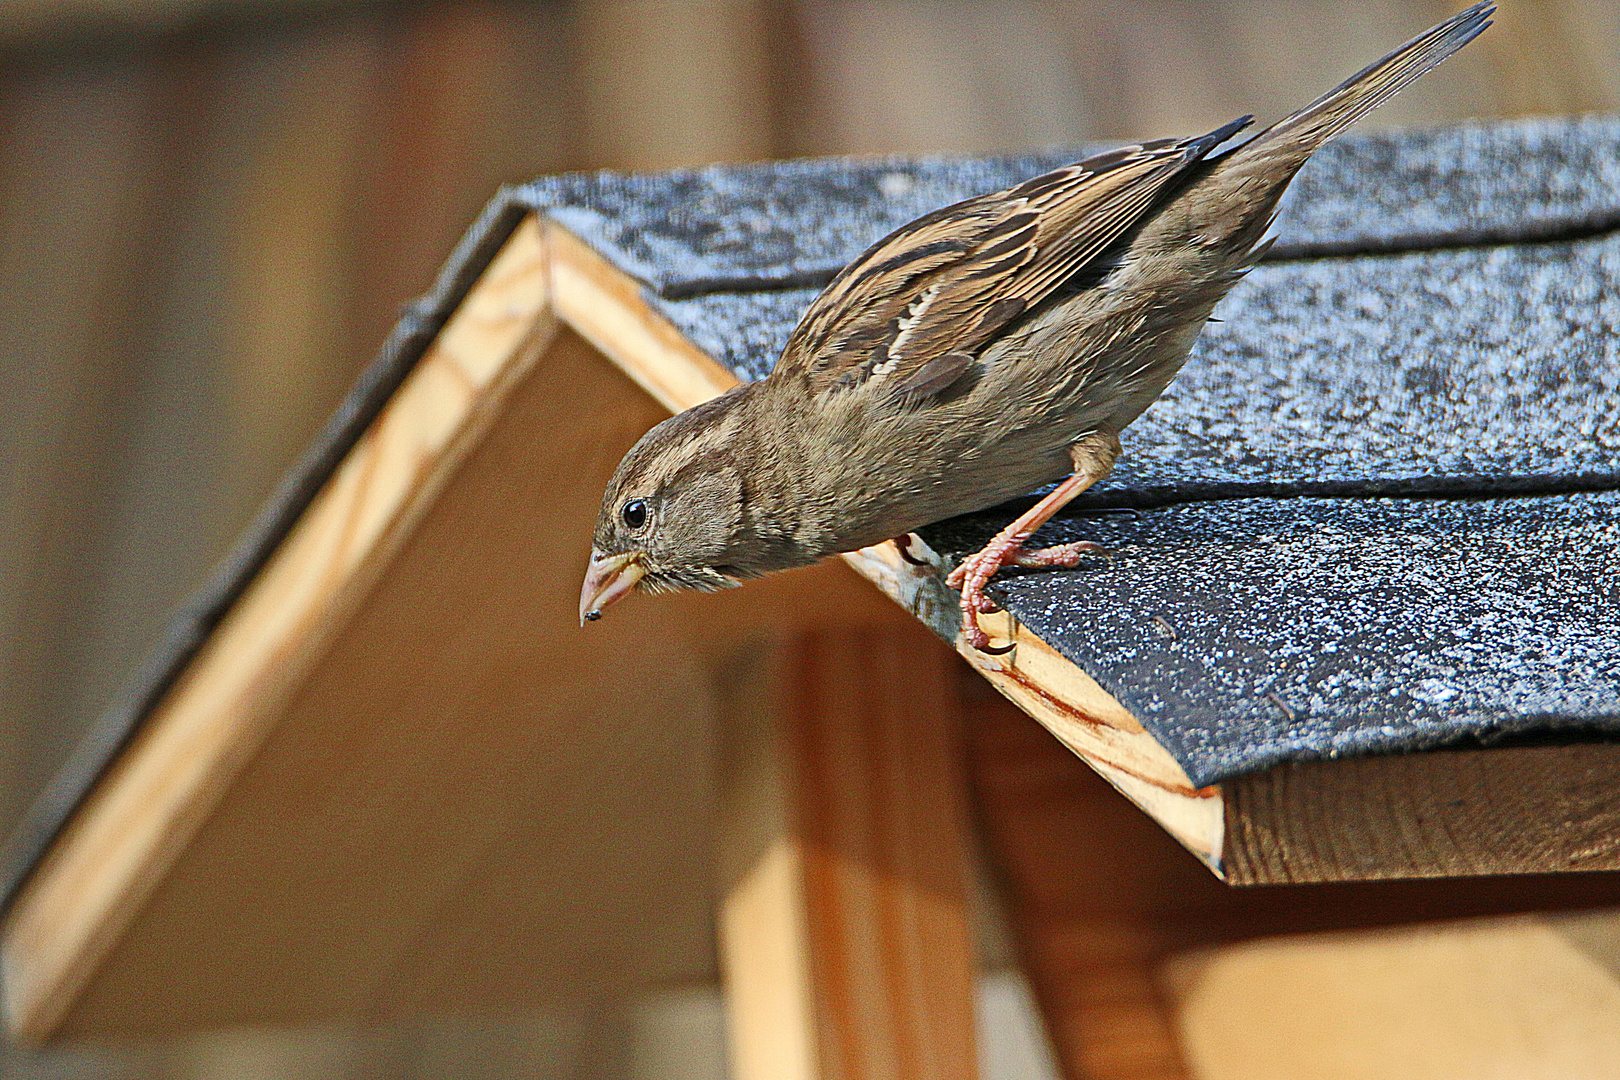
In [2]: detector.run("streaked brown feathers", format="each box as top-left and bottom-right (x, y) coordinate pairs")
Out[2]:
(777, 116), (1254, 402)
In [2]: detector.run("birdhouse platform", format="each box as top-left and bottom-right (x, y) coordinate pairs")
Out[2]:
(5, 114), (1620, 1077)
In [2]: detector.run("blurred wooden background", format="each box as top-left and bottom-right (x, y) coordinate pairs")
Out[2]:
(0, 1), (1615, 1076)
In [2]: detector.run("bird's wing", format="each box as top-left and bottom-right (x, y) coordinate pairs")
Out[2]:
(775, 116), (1252, 402)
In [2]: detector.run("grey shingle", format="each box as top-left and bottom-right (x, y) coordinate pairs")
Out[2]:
(527, 114), (1620, 297)
(921, 490), (1620, 786)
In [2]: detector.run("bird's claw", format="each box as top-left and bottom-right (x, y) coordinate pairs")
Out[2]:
(958, 600), (1015, 654)
(951, 536), (1106, 653)
(951, 543), (1018, 652)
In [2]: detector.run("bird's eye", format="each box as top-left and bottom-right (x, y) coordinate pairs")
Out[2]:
(621, 499), (648, 530)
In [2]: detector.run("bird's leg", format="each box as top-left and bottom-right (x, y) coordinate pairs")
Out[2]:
(946, 431), (1119, 652)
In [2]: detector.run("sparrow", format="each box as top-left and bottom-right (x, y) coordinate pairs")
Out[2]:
(581, 3), (1494, 651)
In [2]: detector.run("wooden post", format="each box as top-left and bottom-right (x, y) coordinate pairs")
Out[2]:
(717, 626), (979, 1080)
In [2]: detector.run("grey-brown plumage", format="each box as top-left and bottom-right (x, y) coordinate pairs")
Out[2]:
(581, 3), (1495, 648)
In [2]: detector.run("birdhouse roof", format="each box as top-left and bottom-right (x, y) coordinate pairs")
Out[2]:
(526, 113), (1620, 782)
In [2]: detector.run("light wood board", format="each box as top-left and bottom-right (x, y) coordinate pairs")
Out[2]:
(718, 627), (979, 1080)
(964, 680), (1620, 1080)
(1164, 915), (1620, 1080)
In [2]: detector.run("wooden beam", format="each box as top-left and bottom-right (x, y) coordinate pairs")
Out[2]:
(963, 676), (1192, 1080)
(1222, 743), (1620, 884)
(964, 679), (1620, 1080)
(1163, 914), (1620, 1078)
(716, 646), (818, 1080)
(717, 627), (980, 1080)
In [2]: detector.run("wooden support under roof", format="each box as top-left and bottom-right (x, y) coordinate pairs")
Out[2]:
(717, 627), (978, 1080)
(963, 678), (1620, 1080)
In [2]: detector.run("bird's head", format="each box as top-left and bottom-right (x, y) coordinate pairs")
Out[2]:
(580, 390), (752, 624)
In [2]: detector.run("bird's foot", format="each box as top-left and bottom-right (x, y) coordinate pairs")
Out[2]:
(947, 537), (1107, 652)
(1006, 540), (1108, 570)
(944, 538), (1107, 589)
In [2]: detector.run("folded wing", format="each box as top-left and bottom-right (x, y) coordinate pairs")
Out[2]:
(775, 114), (1253, 402)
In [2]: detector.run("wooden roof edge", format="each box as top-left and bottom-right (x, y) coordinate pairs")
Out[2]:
(0, 209), (556, 1044)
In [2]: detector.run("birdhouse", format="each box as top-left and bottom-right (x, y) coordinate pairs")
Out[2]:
(5, 114), (1620, 1078)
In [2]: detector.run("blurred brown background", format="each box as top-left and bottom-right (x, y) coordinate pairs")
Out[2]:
(0, 0), (1615, 1076)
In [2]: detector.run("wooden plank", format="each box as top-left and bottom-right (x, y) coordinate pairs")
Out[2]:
(1162, 915), (1620, 1080)
(963, 678), (1192, 1080)
(717, 627), (979, 1080)
(1223, 743), (1620, 884)
(793, 629), (978, 1080)
(716, 647), (819, 1080)
(1, 216), (557, 1043)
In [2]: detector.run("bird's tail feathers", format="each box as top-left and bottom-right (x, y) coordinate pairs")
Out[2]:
(1247, 2), (1494, 162)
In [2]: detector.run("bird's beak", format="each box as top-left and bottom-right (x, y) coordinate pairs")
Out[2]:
(579, 551), (647, 625)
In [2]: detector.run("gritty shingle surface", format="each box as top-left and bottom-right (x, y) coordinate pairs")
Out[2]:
(1124, 233), (1620, 498)
(920, 490), (1620, 786)
(525, 114), (1620, 297)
